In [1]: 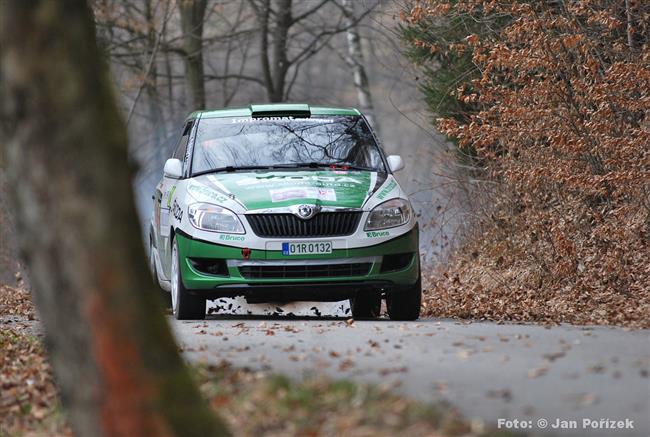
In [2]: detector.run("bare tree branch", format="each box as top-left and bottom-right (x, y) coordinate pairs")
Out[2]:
(126, 0), (173, 125)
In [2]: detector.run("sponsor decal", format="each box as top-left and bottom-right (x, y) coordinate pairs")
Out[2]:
(214, 170), (372, 209)
(236, 174), (363, 188)
(376, 180), (397, 200)
(366, 230), (390, 238)
(167, 185), (177, 208)
(230, 117), (334, 124)
(270, 187), (336, 202)
(219, 234), (245, 242)
(188, 184), (229, 203)
(171, 200), (183, 221)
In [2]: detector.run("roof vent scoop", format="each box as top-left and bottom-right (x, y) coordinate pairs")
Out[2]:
(250, 103), (311, 118)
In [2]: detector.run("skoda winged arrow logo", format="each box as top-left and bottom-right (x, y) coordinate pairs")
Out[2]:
(296, 204), (319, 220)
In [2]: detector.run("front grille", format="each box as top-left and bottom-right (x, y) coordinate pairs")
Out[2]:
(239, 263), (371, 279)
(246, 212), (362, 238)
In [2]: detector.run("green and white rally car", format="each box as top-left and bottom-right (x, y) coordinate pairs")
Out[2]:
(149, 104), (421, 321)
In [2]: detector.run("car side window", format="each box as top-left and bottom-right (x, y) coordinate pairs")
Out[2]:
(172, 120), (193, 162)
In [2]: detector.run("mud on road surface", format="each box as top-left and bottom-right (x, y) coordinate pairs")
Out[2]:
(173, 316), (650, 436)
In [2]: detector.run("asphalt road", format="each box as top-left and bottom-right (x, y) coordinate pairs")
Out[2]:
(173, 314), (650, 437)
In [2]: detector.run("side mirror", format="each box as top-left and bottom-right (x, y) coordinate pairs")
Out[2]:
(163, 158), (183, 179)
(387, 155), (405, 172)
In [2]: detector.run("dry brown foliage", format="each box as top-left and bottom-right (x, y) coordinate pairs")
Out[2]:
(407, 1), (650, 327)
(0, 328), (71, 435)
(0, 285), (36, 320)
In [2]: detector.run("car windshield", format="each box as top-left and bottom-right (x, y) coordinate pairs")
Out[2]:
(191, 115), (386, 175)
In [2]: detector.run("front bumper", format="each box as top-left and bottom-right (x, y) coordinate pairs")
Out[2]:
(175, 226), (420, 300)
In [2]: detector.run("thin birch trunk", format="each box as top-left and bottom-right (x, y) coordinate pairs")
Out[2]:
(341, 0), (377, 131)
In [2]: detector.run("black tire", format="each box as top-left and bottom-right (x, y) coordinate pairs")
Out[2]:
(386, 276), (422, 321)
(171, 238), (206, 320)
(350, 291), (381, 319)
(150, 238), (171, 308)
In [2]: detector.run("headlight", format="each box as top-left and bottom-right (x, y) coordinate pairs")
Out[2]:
(364, 198), (412, 231)
(188, 203), (245, 234)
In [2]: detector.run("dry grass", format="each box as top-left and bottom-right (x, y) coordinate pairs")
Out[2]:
(195, 363), (519, 437)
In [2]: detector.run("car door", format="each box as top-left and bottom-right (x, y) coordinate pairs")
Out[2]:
(154, 119), (193, 279)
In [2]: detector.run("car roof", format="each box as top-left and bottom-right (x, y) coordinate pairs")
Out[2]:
(188, 103), (362, 119)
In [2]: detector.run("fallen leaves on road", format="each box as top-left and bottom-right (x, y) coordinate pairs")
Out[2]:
(338, 358), (354, 371)
(0, 285), (533, 437)
(378, 366), (408, 376)
(0, 285), (35, 320)
(0, 329), (70, 436)
(527, 367), (549, 379)
(564, 392), (600, 407)
(578, 393), (599, 407)
(486, 389), (512, 402)
(434, 382), (449, 394)
(542, 351), (566, 362)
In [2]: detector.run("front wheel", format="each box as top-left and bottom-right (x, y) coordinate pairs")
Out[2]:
(171, 238), (206, 320)
(386, 276), (421, 321)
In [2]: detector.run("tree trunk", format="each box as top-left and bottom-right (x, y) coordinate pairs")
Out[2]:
(257, 0), (274, 100)
(144, 0), (166, 162)
(0, 2), (229, 436)
(255, 0), (292, 102)
(341, 0), (377, 129)
(270, 0), (292, 102)
(180, 0), (207, 110)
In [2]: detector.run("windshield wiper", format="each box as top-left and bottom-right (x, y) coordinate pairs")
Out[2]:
(340, 165), (378, 172)
(192, 165), (275, 177)
(272, 162), (331, 169)
(274, 162), (378, 172)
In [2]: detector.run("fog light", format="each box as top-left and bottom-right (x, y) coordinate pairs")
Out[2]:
(380, 253), (415, 273)
(189, 258), (229, 276)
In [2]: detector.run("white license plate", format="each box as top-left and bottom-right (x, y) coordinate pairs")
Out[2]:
(282, 241), (332, 256)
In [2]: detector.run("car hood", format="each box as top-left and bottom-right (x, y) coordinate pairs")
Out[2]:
(189, 170), (376, 210)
